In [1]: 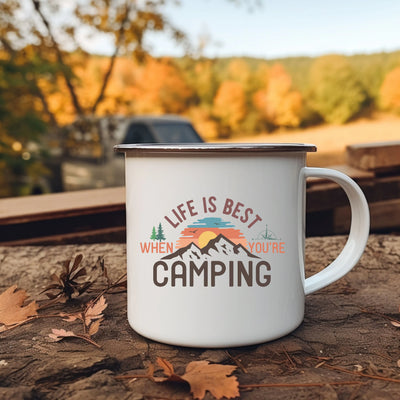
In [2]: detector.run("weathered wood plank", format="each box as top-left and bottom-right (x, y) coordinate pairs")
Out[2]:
(0, 187), (125, 225)
(346, 141), (400, 172)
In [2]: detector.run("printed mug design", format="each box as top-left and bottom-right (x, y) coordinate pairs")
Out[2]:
(139, 196), (286, 288)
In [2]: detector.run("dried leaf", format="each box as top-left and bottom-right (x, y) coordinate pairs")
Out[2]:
(48, 327), (101, 348)
(88, 318), (103, 336)
(84, 296), (107, 326)
(154, 358), (239, 400)
(157, 357), (176, 377)
(70, 254), (84, 274)
(49, 328), (77, 342)
(60, 312), (81, 322)
(54, 297), (106, 343)
(152, 357), (185, 383)
(0, 285), (38, 326)
(41, 254), (93, 302)
(182, 361), (239, 399)
(391, 321), (400, 327)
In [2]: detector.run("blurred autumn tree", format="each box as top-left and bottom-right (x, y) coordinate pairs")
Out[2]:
(379, 66), (400, 113)
(0, 0), (260, 195)
(174, 56), (220, 140)
(308, 55), (369, 124)
(131, 56), (194, 115)
(213, 80), (246, 137)
(1, 0), (400, 197)
(1, 0), (191, 125)
(253, 64), (304, 130)
(0, 58), (49, 196)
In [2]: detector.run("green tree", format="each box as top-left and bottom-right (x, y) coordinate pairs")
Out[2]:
(308, 55), (368, 124)
(156, 223), (166, 242)
(0, 59), (49, 197)
(150, 226), (157, 241)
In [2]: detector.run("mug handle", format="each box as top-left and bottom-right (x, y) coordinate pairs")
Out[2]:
(301, 167), (370, 295)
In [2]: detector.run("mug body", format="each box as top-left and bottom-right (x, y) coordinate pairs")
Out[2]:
(118, 144), (316, 347)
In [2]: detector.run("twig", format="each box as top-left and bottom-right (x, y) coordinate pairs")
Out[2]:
(359, 307), (400, 325)
(225, 351), (248, 373)
(116, 373), (363, 389)
(116, 374), (153, 381)
(323, 364), (400, 384)
(0, 317), (36, 333)
(282, 345), (296, 368)
(0, 313), (64, 333)
(72, 334), (101, 348)
(91, 273), (127, 305)
(239, 381), (364, 388)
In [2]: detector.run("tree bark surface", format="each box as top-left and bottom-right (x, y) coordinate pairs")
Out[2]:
(1, 235), (400, 399)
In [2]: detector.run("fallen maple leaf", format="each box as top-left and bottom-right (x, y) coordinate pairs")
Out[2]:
(152, 357), (239, 400)
(181, 361), (239, 400)
(0, 285), (38, 326)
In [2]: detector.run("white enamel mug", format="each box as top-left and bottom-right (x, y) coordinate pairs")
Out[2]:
(115, 143), (370, 348)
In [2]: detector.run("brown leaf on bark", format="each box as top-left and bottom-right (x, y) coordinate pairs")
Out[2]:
(59, 295), (107, 326)
(84, 295), (107, 326)
(152, 357), (186, 384)
(87, 318), (103, 336)
(48, 328), (77, 342)
(152, 357), (239, 400)
(0, 285), (38, 326)
(49, 296), (106, 348)
(41, 254), (124, 305)
(41, 254), (90, 302)
(48, 328), (101, 348)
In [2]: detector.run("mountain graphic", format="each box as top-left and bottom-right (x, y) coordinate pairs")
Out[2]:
(162, 234), (259, 262)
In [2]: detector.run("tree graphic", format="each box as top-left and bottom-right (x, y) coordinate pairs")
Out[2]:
(156, 223), (166, 242)
(150, 226), (157, 241)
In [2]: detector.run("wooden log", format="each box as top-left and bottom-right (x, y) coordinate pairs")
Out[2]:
(1, 236), (400, 399)
(346, 141), (400, 172)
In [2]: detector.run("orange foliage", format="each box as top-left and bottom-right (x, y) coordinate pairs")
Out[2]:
(227, 59), (251, 88)
(380, 66), (400, 112)
(39, 54), (304, 134)
(96, 58), (139, 116)
(132, 57), (193, 115)
(213, 81), (246, 133)
(42, 55), (195, 121)
(187, 105), (218, 140)
(253, 64), (303, 128)
(37, 75), (76, 125)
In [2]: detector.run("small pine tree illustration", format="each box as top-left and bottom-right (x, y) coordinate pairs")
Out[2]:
(150, 226), (157, 241)
(156, 223), (166, 242)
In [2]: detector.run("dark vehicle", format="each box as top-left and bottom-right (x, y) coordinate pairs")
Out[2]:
(60, 115), (203, 191)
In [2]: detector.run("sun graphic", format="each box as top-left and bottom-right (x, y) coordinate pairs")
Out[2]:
(198, 231), (217, 248)
(176, 217), (247, 249)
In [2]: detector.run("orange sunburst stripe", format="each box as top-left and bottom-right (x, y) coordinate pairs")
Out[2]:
(176, 227), (247, 248)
